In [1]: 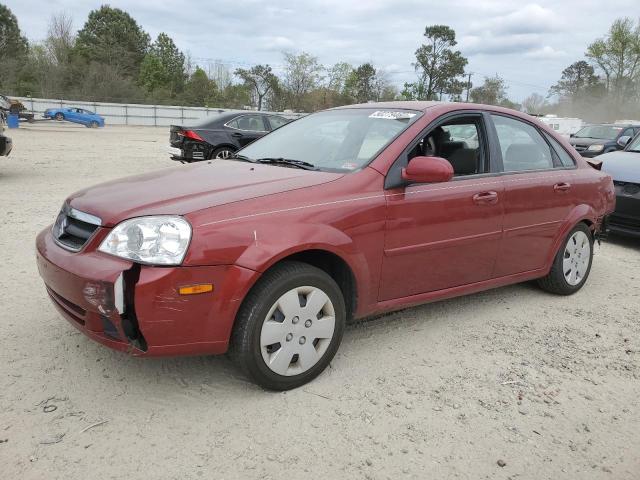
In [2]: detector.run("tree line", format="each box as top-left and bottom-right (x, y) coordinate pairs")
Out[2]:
(1, 3), (638, 120)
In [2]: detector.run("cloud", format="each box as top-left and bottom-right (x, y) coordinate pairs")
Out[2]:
(259, 36), (296, 52)
(461, 3), (567, 57)
(524, 46), (567, 59)
(469, 4), (563, 35)
(460, 33), (543, 56)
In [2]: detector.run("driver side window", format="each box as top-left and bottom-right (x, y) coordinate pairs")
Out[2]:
(407, 116), (486, 176)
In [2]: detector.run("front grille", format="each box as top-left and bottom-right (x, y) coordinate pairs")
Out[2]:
(573, 144), (587, 152)
(53, 204), (101, 251)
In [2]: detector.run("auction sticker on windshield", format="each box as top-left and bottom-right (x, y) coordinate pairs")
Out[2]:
(369, 111), (417, 120)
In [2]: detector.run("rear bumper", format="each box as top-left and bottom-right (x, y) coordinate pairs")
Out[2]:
(168, 146), (186, 162)
(36, 227), (260, 356)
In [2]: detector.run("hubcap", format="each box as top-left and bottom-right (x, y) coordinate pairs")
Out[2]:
(215, 149), (233, 159)
(260, 286), (336, 376)
(563, 231), (590, 286)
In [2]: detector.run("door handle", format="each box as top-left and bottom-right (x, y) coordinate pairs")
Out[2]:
(231, 132), (243, 138)
(554, 182), (571, 192)
(472, 191), (498, 205)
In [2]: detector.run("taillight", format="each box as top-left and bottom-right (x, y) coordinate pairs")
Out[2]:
(178, 130), (204, 141)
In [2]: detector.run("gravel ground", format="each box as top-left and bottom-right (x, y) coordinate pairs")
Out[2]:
(1, 123), (639, 480)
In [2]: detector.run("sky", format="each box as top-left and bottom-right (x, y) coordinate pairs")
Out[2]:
(5, 0), (637, 101)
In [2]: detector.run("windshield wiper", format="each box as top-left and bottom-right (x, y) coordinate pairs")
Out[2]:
(256, 157), (318, 170)
(226, 154), (256, 163)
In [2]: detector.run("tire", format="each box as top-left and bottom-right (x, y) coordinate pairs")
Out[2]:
(54, 112), (64, 121)
(537, 223), (593, 295)
(210, 147), (235, 159)
(90, 121), (99, 128)
(231, 261), (346, 390)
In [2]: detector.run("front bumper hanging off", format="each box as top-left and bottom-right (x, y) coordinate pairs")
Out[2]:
(36, 227), (260, 356)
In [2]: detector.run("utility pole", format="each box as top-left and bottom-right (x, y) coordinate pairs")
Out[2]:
(465, 72), (473, 102)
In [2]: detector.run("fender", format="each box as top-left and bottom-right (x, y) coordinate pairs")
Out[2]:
(543, 203), (598, 272)
(235, 223), (373, 309)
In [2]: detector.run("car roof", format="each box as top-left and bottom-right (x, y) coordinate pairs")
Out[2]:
(331, 101), (445, 112)
(329, 101), (536, 116)
(584, 123), (640, 127)
(189, 110), (279, 128)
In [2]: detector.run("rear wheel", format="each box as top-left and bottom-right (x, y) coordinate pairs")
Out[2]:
(537, 223), (593, 295)
(211, 147), (235, 159)
(231, 261), (346, 390)
(54, 112), (64, 121)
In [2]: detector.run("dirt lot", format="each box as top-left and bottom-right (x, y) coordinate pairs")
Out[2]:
(1, 123), (639, 479)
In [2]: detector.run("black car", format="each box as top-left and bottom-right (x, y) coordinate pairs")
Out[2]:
(169, 111), (291, 162)
(0, 115), (12, 157)
(569, 123), (640, 158)
(600, 132), (640, 237)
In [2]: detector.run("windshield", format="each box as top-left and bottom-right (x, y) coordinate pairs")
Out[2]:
(627, 134), (640, 152)
(574, 125), (622, 140)
(238, 108), (421, 172)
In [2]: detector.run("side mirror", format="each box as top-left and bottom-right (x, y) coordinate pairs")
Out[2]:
(401, 156), (453, 184)
(586, 158), (603, 170)
(570, 133), (575, 138)
(617, 135), (631, 148)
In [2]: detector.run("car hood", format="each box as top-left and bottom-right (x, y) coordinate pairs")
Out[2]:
(569, 137), (610, 146)
(600, 151), (640, 183)
(68, 160), (343, 227)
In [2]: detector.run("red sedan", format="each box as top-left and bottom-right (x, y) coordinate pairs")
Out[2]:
(36, 102), (615, 390)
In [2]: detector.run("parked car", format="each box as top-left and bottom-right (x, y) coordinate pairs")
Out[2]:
(36, 101), (615, 390)
(569, 123), (640, 157)
(599, 131), (640, 236)
(44, 107), (105, 128)
(0, 115), (12, 156)
(169, 111), (291, 162)
(538, 115), (583, 138)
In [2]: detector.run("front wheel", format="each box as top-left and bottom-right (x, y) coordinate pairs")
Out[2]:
(231, 261), (346, 390)
(537, 223), (593, 295)
(89, 120), (99, 128)
(54, 112), (64, 121)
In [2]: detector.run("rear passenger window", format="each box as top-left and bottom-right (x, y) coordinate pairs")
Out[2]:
(268, 116), (289, 130)
(544, 133), (576, 168)
(492, 115), (554, 172)
(228, 115), (267, 132)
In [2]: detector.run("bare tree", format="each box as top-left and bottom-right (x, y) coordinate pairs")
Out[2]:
(521, 93), (548, 114)
(46, 12), (74, 64)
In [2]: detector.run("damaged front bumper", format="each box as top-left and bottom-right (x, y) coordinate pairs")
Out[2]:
(36, 227), (259, 356)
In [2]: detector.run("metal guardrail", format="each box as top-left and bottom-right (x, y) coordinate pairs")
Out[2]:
(13, 96), (305, 127)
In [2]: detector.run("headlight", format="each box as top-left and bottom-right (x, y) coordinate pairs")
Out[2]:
(587, 144), (604, 152)
(98, 216), (191, 265)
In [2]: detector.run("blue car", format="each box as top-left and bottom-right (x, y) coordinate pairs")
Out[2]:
(44, 107), (105, 128)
